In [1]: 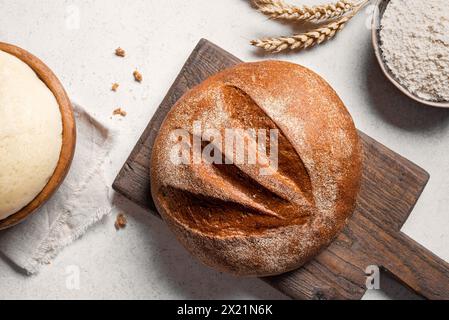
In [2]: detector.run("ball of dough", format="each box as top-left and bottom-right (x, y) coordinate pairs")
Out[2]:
(0, 50), (62, 220)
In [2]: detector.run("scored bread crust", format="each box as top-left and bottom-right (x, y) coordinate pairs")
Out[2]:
(150, 61), (362, 276)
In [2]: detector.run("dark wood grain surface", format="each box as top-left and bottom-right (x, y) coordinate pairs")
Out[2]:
(113, 39), (449, 300)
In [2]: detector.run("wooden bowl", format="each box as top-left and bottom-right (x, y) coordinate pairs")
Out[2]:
(371, 0), (449, 108)
(0, 42), (76, 230)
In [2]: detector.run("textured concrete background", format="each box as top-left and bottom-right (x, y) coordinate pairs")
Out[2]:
(0, 0), (448, 300)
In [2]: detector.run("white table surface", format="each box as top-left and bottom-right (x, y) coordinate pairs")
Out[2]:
(0, 0), (448, 300)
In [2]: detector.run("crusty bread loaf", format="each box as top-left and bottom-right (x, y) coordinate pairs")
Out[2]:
(150, 61), (362, 276)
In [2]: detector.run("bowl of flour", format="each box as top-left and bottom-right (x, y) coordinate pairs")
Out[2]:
(372, 0), (449, 108)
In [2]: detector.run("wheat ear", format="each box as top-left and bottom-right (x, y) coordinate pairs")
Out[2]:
(253, 0), (357, 22)
(251, 1), (368, 53)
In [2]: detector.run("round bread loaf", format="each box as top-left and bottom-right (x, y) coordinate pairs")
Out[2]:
(151, 61), (362, 276)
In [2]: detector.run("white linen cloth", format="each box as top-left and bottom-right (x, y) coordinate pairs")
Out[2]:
(0, 103), (114, 274)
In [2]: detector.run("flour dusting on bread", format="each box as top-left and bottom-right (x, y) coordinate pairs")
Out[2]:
(150, 61), (362, 276)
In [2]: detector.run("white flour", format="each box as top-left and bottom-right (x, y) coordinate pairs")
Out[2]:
(380, 0), (449, 102)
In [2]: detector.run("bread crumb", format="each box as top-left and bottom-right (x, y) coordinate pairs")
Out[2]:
(113, 108), (127, 117)
(115, 213), (127, 230)
(111, 83), (119, 92)
(133, 70), (143, 82)
(115, 47), (126, 57)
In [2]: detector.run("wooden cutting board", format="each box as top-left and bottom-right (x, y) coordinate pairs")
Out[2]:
(113, 39), (449, 300)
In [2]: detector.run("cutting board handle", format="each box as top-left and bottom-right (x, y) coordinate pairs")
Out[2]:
(377, 232), (449, 299)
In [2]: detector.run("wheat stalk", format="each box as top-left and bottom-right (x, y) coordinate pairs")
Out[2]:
(253, 0), (357, 22)
(251, 0), (368, 53)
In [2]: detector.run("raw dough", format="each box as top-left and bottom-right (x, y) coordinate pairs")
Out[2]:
(0, 50), (62, 220)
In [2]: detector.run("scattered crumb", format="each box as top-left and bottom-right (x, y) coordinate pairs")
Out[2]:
(133, 70), (143, 82)
(113, 108), (127, 117)
(115, 213), (127, 230)
(111, 83), (120, 92)
(115, 47), (126, 57)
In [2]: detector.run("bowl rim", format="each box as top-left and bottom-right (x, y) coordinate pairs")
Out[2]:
(0, 42), (76, 230)
(371, 0), (449, 108)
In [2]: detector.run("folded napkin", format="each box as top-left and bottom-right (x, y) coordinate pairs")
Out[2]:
(0, 103), (114, 274)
